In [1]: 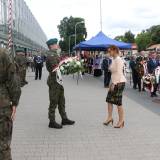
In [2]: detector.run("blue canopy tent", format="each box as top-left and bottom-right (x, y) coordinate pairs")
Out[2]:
(74, 31), (131, 50)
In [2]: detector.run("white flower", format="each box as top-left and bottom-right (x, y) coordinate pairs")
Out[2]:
(66, 63), (70, 67)
(68, 58), (73, 62)
(76, 61), (81, 66)
(60, 66), (64, 71)
(64, 57), (73, 63)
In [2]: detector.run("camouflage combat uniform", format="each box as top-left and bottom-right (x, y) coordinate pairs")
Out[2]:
(46, 50), (67, 123)
(46, 38), (75, 129)
(15, 53), (28, 87)
(135, 58), (145, 91)
(0, 49), (21, 160)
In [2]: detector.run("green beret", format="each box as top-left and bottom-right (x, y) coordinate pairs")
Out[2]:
(16, 48), (25, 53)
(136, 56), (143, 62)
(46, 38), (58, 46)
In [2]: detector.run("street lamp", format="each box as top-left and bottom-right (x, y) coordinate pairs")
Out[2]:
(69, 34), (75, 56)
(75, 21), (84, 47)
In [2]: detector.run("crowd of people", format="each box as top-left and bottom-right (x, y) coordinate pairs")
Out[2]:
(79, 50), (160, 98)
(80, 53), (111, 79)
(130, 52), (160, 97)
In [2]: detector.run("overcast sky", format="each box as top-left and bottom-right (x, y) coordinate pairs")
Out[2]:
(24, 0), (160, 40)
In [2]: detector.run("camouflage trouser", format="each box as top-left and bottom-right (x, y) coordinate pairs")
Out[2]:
(0, 106), (12, 160)
(48, 84), (67, 122)
(19, 67), (27, 86)
(22, 69), (26, 82)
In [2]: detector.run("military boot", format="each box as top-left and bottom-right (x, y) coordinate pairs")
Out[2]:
(62, 119), (75, 125)
(24, 81), (28, 84)
(48, 121), (62, 129)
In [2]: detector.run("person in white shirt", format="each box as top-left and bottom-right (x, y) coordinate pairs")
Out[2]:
(103, 45), (126, 128)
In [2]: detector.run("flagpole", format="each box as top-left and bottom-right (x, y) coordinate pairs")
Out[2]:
(100, 0), (102, 31)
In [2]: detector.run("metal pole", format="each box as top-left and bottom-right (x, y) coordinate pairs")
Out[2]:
(69, 36), (71, 56)
(100, 0), (102, 31)
(69, 35), (75, 56)
(75, 21), (84, 47)
(75, 24), (77, 47)
(77, 72), (80, 85)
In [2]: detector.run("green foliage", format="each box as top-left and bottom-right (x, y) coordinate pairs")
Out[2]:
(135, 31), (151, 51)
(57, 16), (87, 52)
(115, 25), (160, 51)
(124, 31), (135, 43)
(149, 25), (160, 44)
(114, 35), (125, 42)
(114, 31), (135, 43)
(135, 25), (160, 51)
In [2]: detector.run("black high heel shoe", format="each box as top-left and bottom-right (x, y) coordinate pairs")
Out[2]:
(114, 121), (124, 128)
(103, 119), (114, 126)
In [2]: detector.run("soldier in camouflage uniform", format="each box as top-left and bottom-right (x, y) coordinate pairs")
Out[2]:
(46, 38), (75, 129)
(0, 48), (21, 160)
(15, 49), (28, 87)
(135, 56), (145, 92)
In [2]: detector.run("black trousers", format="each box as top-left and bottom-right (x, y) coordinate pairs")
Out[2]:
(104, 71), (111, 87)
(88, 66), (92, 74)
(94, 69), (102, 77)
(132, 71), (137, 89)
(135, 76), (142, 91)
(35, 64), (42, 80)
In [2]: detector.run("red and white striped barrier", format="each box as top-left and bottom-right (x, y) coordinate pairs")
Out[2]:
(8, 0), (13, 53)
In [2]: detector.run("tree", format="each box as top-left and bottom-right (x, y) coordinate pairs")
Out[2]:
(57, 16), (87, 52)
(135, 30), (151, 51)
(114, 31), (135, 43)
(149, 25), (160, 45)
(115, 25), (160, 51)
(114, 35), (125, 42)
(123, 31), (135, 43)
(134, 25), (160, 51)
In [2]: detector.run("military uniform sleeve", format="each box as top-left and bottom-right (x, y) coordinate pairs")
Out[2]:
(6, 63), (21, 107)
(46, 56), (59, 73)
(46, 56), (53, 72)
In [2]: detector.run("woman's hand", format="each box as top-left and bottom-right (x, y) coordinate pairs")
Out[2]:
(109, 83), (115, 92)
(11, 106), (16, 121)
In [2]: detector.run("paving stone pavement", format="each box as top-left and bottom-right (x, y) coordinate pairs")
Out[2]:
(12, 69), (160, 160)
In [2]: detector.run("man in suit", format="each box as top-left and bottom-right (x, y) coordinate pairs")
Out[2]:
(34, 55), (43, 80)
(147, 52), (159, 74)
(129, 55), (137, 89)
(87, 55), (93, 74)
(102, 54), (112, 88)
(147, 52), (159, 97)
